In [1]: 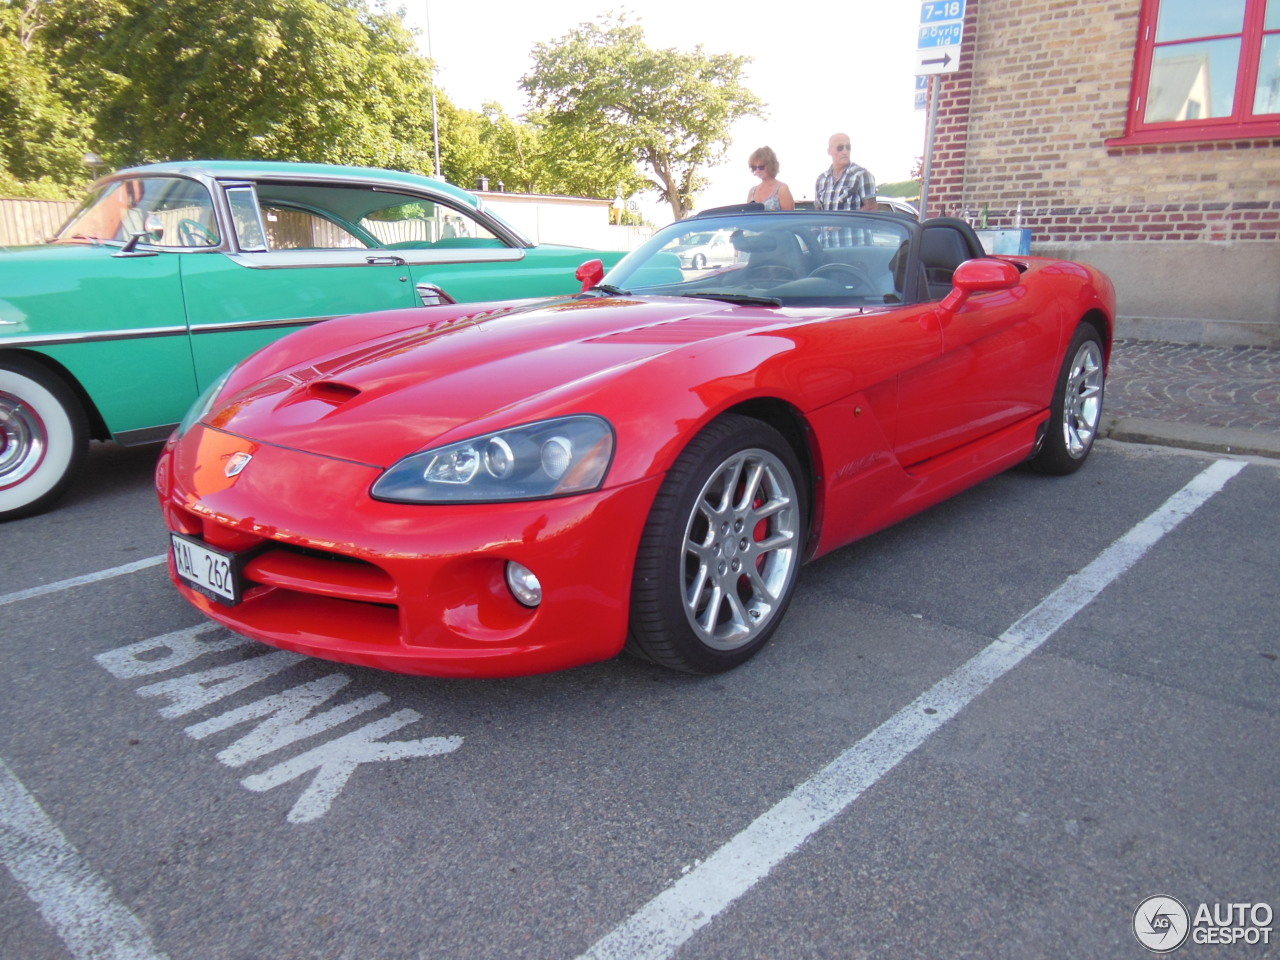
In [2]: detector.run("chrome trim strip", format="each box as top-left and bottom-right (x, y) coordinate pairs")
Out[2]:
(1, 316), (330, 348)
(1, 326), (190, 347)
(225, 248), (525, 269)
(189, 316), (330, 335)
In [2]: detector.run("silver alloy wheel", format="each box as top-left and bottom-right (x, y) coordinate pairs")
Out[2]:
(680, 447), (801, 651)
(1062, 339), (1105, 458)
(0, 389), (46, 489)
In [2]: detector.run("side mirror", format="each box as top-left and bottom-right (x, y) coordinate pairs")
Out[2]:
(144, 212), (165, 241)
(939, 258), (1021, 312)
(576, 258), (605, 293)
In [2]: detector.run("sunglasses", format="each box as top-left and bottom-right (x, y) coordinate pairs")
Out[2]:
(834, 144), (851, 151)
(749, 164), (767, 171)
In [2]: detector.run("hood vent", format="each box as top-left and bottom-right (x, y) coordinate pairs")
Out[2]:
(306, 380), (362, 406)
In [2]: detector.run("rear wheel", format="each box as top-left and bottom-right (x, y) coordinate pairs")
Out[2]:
(0, 358), (89, 520)
(627, 414), (807, 673)
(1028, 323), (1105, 475)
(692, 253), (707, 270)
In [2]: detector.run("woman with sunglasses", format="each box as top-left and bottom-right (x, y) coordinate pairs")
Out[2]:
(746, 146), (795, 211)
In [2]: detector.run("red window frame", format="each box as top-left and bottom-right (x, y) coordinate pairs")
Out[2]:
(1110, 0), (1280, 145)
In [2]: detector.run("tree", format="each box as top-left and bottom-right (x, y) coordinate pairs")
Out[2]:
(34, 0), (443, 173)
(0, 1), (96, 192)
(521, 14), (762, 220)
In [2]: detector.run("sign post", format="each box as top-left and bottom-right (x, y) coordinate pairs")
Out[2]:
(915, 0), (966, 219)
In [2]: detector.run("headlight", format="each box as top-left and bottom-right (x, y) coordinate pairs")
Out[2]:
(371, 415), (615, 503)
(176, 368), (234, 438)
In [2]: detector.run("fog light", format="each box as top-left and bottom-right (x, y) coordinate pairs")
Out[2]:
(505, 561), (542, 607)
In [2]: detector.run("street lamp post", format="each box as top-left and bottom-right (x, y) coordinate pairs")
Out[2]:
(425, 1), (441, 180)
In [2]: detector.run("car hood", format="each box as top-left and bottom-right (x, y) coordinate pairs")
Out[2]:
(206, 295), (797, 466)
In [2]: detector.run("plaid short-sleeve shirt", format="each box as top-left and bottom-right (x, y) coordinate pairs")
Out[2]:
(814, 162), (876, 211)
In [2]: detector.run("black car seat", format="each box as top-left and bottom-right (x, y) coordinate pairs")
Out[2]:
(919, 219), (987, 299)
(737, 231), (805, 280)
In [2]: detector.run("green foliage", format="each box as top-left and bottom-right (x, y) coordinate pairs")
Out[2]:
(0, 2), (96, 188)
(879, 180), (922, 200)
(521, 14), (762, 219)
(2, 0), (444, 180)
(2, 2), (758, 216)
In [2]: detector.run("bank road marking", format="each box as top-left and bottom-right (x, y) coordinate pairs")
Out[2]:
(95, 625), (463, 824)
(577, 458), (1247, 960)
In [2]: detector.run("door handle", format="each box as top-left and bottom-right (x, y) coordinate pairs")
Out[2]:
(366, 255), (406, 266)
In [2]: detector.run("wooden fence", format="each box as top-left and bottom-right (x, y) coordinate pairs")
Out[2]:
(0, 199), (78, 246)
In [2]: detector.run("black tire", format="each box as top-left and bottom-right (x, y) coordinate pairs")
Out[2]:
(626, 414), (807, 674)
(692, 253), (706, 270)
(1027, 322), (1106, 475)
(0, 357), (89, 521)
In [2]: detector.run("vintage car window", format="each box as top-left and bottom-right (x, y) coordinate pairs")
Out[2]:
(55, 176), (219, 248)
(360, 200), (503, 249)
(259, 203), (367, 250)
(605, 213), (913, 308)
(225, 185), (268, 252)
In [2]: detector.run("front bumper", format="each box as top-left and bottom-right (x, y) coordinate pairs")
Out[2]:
(156, 425), (662, 678)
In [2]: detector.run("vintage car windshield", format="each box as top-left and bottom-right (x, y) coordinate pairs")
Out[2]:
(54, 176), (219, 248)
(602, 212), (914, 308)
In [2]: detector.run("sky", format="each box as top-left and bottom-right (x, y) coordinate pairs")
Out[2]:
(397, 1), (929, 219)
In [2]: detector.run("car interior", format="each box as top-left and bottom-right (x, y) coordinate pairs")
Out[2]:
(612, 213), (1000, 309)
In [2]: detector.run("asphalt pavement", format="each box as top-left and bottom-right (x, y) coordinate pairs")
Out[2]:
(1104, 337), (1280, 459)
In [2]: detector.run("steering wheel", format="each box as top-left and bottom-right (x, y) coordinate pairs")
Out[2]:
(177, 218), (218, 247)
(744, 263), (799, 283)
(809, 262), (873, 293)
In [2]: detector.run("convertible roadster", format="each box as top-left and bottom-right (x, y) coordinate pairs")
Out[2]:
(157, 208), (1114, 678)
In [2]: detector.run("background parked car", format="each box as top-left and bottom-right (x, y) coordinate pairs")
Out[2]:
(0, 160), (625, 520)
(666, 229), (739, 269)
(792, 196), (920, 217)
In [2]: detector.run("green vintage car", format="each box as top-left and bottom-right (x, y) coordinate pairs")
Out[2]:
(0, 160), (624, 520)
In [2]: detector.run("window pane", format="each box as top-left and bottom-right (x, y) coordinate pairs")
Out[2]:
(55, 177), (218, 247)
(225, 186), (267, 251)
(1255, 34), (1280, 113)
(261, 205), (365, 250)
(1145, 38), (1241, 120)
(1267, 0), (1279, 30)
(1155, 0), (1245, 42)
(360, 201), (502, 248)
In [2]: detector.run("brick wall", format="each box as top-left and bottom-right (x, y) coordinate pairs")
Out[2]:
(927, 0), (1280, 245)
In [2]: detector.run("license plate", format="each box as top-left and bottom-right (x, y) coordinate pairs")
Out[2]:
(171, 533), (245, 605)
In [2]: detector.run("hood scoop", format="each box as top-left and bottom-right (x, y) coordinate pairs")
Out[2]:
(305, 380), (362, 406)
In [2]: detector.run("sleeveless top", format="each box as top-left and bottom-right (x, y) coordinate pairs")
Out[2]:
(749, 186), (783, 211)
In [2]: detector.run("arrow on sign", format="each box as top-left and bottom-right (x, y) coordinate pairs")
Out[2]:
(921, 51), (953, 68)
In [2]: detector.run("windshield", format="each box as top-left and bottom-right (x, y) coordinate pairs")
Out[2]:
(54, 176), (220, 248)
(601, 212), (913, 308)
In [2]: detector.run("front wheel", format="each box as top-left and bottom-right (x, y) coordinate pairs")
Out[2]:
(691, 253), (707, 270)
(626, 414), (808, 674)
(1027, 323), (1106, 475)
(0, 358), (89, 520)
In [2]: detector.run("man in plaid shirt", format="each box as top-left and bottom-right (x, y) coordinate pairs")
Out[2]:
(815, 132), (876, 211)
(815, 132), (875, 246)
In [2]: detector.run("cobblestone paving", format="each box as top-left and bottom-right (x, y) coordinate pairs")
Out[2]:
(1106, 339), (1280, 433)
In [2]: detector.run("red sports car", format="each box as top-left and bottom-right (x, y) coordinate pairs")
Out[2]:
(157, 208), (1114, 678)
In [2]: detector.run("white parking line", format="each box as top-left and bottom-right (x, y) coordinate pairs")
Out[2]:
(0, 757), (170, 960)
(577, 458), (1247, 960)
(0, 554), (167, 607)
